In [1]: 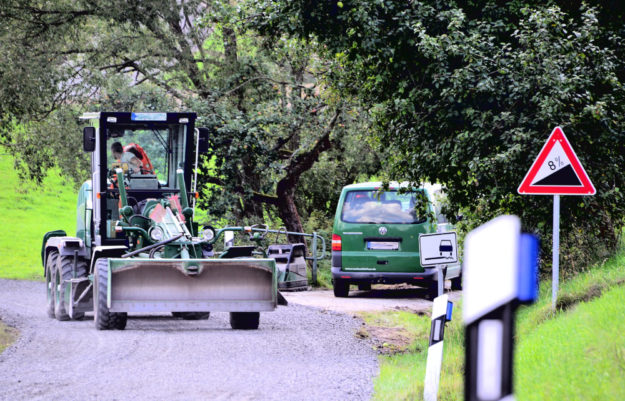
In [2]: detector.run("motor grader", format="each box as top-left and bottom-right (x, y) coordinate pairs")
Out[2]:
(41, 112), (309, 330)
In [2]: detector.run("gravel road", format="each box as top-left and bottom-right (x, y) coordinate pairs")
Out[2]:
(0, 279), (378, 401)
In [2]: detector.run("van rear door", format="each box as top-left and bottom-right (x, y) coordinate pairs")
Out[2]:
(336, 189), (433, 273)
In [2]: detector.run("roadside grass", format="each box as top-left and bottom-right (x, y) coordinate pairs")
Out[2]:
(362, 308), (464, 401)
(516, 284), (625, 401)
(365, 243), (625, 401)
(308, 259), (333, 289)
(516, 245), (625, 338)
(0, 155), (76, 280)
(0, 319), (18, 354)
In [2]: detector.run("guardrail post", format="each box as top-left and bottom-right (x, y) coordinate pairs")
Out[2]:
(311, 232), (318, 285)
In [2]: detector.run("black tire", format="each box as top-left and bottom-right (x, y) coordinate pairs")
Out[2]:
(427, 280), (439, 300)
(333, 278), (350, 298)
(172, 312), (210, 320)
(451, 274), (462, 291)
(94, 258), (127, 330)
(45, 251), (59, 318)
(229, 312), (260, 330)
(357, 283), (372, 291)
(55, 255), (87, 321)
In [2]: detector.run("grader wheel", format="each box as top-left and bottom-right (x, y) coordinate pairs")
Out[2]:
(55, 255), (87, 321)
(94, 258), (127, 330)
(229, 312), (259, 330)
(45, 251), (59, 318)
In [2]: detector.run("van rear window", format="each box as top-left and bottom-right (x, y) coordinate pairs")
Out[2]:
(341, 190), (423, 224)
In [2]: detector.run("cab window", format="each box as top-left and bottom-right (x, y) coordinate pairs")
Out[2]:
(106, 123), (187, 187)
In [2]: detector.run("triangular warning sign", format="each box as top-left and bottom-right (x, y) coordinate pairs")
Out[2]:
(518, 127), (595, 195)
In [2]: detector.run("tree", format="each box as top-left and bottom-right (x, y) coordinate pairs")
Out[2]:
(0, 0), (377, 235)
(258, 1), (625, 269)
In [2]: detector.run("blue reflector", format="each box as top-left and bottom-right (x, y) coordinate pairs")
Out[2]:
(446, 301), (453, 322)
(131, 112), (167, 121)
(517, 233), (539, 303)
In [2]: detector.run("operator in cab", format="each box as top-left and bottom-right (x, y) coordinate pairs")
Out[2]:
(111, 142), (154, 175)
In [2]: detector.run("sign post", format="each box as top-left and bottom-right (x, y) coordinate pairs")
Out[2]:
(419, 232), (458, 297)
(552, 195), (560, 310)
(517, 126), (595, 309)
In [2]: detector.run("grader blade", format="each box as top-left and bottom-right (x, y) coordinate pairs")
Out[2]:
(104, 258), (277, 313)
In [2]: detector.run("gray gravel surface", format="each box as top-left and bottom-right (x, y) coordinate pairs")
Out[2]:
(0, 279), (378, 401)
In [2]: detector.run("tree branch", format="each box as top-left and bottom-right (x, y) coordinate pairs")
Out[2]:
(252, 192), (279, 205)
(279, 109), (342, 189)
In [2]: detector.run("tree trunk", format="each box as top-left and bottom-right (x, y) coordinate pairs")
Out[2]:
(273, 109), (341, 242)
(275, 183), (304, 243)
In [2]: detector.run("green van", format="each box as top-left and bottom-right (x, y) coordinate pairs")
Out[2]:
(331, 182), (458, 298)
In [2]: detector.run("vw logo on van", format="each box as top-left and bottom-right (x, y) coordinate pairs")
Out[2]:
(379, 227), (388, 235)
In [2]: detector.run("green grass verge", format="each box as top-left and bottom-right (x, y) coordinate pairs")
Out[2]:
(516, 284), (625, 401)
(516, 246), (625, 338)
(307, 259), (333, 289)
(0, 319), (18, 354)
(0, 154), (76, 280)
(365, 244), (625, 401)
(362, 310), (464, 401)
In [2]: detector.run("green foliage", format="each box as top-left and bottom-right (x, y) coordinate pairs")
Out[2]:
(2, 75), (180, 187)
(259, 1), (625, 268)
(0, 0), (378, 235)
(296, 111), (383, 222)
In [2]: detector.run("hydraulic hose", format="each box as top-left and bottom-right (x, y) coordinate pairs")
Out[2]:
(121, 234), (184, 258)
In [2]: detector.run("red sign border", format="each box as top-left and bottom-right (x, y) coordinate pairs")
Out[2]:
(518, 127), (595, 196)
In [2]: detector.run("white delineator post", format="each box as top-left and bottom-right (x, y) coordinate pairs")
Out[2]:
(463, 215), (539, 401)
(552, 195), (560, 310)
(463, 216), (520, 401)
(424, 294), (452, 401)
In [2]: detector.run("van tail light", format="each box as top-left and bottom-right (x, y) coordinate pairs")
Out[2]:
(332, 234), (342, 251)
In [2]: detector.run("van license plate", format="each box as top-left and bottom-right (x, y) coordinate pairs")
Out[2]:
(367, 241), (399, 250)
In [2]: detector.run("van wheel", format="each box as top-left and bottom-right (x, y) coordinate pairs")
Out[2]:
(333, 279), (350, 297)
(427, 280), (439, 300)
(451, 274), (462, 291)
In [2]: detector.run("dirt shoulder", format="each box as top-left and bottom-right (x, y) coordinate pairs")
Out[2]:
(284, 284), (462, 356)
(0, 319), (18, 354)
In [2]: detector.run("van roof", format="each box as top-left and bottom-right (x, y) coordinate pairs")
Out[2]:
(342, 181), (443, 192)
